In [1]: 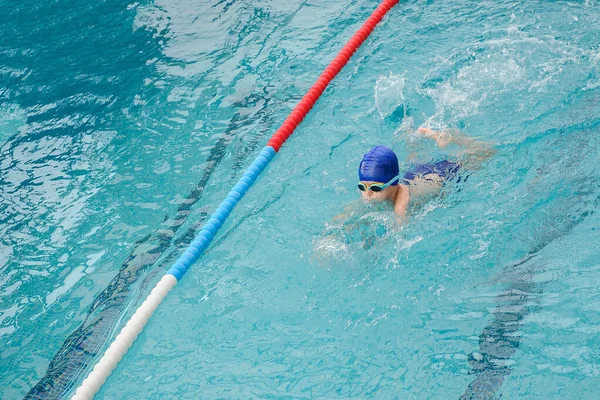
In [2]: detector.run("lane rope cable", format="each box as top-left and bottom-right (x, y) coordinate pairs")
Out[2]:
(71, 1), (399, 398)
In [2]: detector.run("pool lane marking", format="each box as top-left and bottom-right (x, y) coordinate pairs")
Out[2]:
(28, 93), (280, 399)
(70, 0), (399, 398)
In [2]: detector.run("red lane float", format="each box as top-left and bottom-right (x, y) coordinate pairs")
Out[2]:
(266, 0), (399, 152)
(69, 4), (399, 399)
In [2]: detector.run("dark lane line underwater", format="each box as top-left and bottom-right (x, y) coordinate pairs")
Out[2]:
(460, 119), (600, 399)
(5, 0), (599, 398)
(0, 0), (264, 398)
(2, 0), (342, 396)
(24, 92), (282, 399)
(2, 0), (308, 396)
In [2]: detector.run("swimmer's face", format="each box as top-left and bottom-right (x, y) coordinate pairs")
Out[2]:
(359, 181), (390, 203)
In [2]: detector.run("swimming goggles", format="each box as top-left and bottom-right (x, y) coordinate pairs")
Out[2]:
(357, 174), (400, 192)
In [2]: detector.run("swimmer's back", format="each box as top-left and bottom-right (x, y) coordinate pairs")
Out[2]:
(402, 160), (460, 184)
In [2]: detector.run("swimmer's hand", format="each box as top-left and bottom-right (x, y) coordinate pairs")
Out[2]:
(417, 127), (451, 148)
(332, 204), (355, 222)
(395, 213), (407, 226)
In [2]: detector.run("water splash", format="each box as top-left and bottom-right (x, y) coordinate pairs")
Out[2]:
(374, 73), (406, 121)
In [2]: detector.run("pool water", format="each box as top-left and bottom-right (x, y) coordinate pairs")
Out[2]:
(1, 0), (599, 399)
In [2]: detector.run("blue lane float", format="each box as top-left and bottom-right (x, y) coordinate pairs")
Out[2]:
(70, 146), (276, 400)
(166, 146), (276, 281)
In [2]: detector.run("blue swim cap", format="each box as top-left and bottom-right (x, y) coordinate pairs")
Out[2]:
(358, 146), (399, 185)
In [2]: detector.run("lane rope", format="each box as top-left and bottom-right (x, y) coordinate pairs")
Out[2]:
(71, 1), (399, 398)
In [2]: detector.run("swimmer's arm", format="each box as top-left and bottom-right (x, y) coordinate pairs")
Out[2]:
(393, 191), (409, 223)
(332, 204), (354, 221)
(395, 209), (407, 225)
(394, 202), (408, 220)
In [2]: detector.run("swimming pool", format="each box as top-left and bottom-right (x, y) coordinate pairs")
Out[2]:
(1, 0), (599, 398)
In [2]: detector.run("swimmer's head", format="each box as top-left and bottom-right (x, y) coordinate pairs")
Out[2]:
(359, 146), (399, 184)
(358, 146), (400, 202)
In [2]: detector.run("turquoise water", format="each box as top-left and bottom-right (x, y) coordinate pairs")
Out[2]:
(1, 0), (599, 399)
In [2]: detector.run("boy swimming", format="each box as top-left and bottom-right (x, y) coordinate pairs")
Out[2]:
(358, 127), (494, 220)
